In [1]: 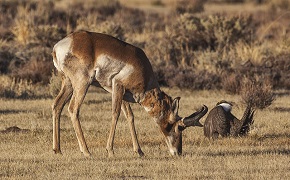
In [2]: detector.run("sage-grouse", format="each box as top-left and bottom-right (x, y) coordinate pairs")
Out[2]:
(204, 100), (254, 139)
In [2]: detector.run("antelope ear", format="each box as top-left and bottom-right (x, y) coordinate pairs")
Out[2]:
(172, 97), (181, 116)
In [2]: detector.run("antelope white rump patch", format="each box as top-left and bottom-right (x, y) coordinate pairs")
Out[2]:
(53, 37), (72, 71)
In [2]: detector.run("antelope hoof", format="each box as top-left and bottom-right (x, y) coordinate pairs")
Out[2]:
(83, 151), (91, 157)
(136, 149), (144, 157)
(107, 149), (114, 158)
(53, 149), (62, 155)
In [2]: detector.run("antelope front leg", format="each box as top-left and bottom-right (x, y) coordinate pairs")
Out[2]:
(106, 81), (124, 157)
(52, 77), (73, 154)
(121, 101), (144, 157)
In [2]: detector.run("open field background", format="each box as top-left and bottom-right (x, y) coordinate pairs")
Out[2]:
(0, 0), (290, 97)
(0, 0), (290, 179)
(0, 87), (290, 179)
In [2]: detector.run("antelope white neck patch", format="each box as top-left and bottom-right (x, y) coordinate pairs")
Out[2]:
(144, 106), (153, 113)
(218, 103), (232, 112)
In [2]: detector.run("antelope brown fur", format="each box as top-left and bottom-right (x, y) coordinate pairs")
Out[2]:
(203, 100), (254, 139)
(52, 31), (208, 156)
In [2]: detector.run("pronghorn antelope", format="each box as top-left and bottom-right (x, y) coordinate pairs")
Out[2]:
(204, 100), (254, 139)
(52, 31), (208, 157)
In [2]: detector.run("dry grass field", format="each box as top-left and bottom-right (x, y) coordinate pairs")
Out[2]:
(0, 0), (290, 179)
(0, 87), (290, 179)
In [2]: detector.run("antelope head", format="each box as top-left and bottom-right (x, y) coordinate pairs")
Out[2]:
(155, 96), (208, 156)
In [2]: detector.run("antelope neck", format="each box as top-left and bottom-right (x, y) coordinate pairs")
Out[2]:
(139, 88), (169, 123)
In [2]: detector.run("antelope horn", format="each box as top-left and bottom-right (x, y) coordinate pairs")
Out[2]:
(182, 105), (208, 127)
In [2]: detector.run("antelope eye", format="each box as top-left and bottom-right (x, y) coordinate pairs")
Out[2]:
(165, 123), (173, 132)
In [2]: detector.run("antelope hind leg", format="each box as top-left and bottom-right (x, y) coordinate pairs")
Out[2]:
(68, 76), (91, 157)
(52, 76), (73, 154)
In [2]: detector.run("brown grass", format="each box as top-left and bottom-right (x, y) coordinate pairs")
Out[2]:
(0, 88), (289, 179)
(0, 75), (50, 99)
(0, 1), (289, 178)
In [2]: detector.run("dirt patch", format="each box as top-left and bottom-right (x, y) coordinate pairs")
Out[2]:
(0, 126), (30, 134)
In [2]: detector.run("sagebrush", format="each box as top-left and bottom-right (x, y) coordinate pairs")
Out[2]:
(0, 0), (289, 91)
